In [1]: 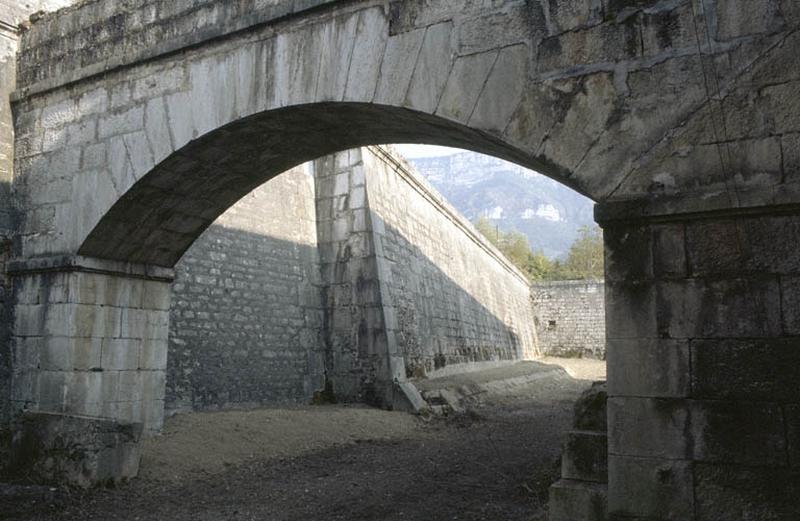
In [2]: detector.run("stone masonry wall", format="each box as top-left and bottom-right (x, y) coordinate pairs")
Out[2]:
(0, 24), (17, 428)
(166, 167), (323, 413)
(364, 146), (538, 377)
(531, 280), (606, 359)
(0, 0), (77, 427)
(313, 146), (538, 403)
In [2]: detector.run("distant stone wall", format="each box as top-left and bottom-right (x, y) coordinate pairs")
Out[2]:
(531, 280), (605, 359)
(165, 168), (324, 413)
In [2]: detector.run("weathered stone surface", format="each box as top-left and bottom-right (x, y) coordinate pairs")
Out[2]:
(315, 147), (537, 402)
(652, 223), (686, 279)
(531, 280), (605, 359)
(4, 0), (800, 514)
(435, 50), (497, 125)
(404, 21), (453, 113)
(373, 28), (425, 106)
(656, 278), (782, 339)
(691, 338), (800, 402)
(605, 281), (657, 339)
(562, 430), (608, 483)
(7, 412), (141, 488)
(574, 381), (607, 432)
(715, 0), (785, 40)
(694, 463), (800, 521)
(607, 339), (689, 398)
(609, 397), (691, 459)
(603, 224), (652, 282)
(549, 479), (607, 521)
(608, 455), (694, 520)
(468, 44), (528, 134)
(167, 167), (324, 412)
(546, 0), (603, 33)
(691, 400), (787, 467)
(788, 404), (800, 468)
(8, 266), (170, 433)
(686, 216), (800, 276)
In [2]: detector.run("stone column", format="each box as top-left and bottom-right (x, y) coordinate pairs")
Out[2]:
(599, 202), (800, 520)
(6, 256), (172, 484)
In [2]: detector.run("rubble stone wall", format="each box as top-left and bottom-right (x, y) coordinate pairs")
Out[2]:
(531, 280), (605, 359)
(166, 167), (324, 413)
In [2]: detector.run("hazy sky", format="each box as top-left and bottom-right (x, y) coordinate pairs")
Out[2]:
(393, 144), (463, 158)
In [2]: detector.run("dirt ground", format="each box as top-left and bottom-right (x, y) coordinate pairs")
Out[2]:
(2, 359), (604, 521)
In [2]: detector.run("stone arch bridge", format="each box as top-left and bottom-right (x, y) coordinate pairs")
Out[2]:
(1, 0), (799, 519)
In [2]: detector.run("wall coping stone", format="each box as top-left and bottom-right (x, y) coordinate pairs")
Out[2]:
(7, 255), (175, 281)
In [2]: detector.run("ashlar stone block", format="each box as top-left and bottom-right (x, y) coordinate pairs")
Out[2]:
(373, 27), (425, 106)
(608, 455), (694, 520)
(469, 44), (528, 135)
(344, 7), (389, 103)
(694, 462), (800, 521)
(608, 397), (691, 459)
(435, 50), (497, 124)
(607, 339), (689, 398)
(404, 22), (453, 114)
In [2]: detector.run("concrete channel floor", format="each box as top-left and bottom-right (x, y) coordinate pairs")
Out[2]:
(3, 358), (605, 521)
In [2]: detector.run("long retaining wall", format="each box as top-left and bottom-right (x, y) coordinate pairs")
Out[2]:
(314, 146), (538, 404)
(365, 147), (539, 374)
(531, 280), (605, 359)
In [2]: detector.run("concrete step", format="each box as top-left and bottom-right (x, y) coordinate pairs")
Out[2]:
(561, 430), (607, 483)
(548, 479), (607, 521)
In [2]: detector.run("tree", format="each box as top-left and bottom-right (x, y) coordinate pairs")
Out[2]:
(473, 217), (604, 282)
(561, 225), (604, 280)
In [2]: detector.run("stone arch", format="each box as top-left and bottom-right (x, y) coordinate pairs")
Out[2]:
(7, 0), (800, 516)
(17, 0), (791, 266)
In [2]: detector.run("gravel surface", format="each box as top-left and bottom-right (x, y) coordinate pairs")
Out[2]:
(2, 359), (604, 521)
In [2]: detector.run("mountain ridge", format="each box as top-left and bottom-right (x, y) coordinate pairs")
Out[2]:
(406, 152), (595, 259)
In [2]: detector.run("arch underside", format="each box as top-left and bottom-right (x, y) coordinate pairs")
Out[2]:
(78, 103), (570, 267)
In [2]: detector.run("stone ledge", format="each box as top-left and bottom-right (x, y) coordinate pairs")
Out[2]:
(7, 255), (175, 282)
(595, 184), (800, 225)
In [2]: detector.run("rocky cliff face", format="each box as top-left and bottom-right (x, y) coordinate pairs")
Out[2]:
(408, 152), (594, 259)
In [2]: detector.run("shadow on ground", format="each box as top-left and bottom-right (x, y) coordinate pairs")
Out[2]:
(1, 359), (604, 521)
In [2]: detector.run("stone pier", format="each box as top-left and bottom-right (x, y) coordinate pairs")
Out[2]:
(600, 202), (800, 520)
